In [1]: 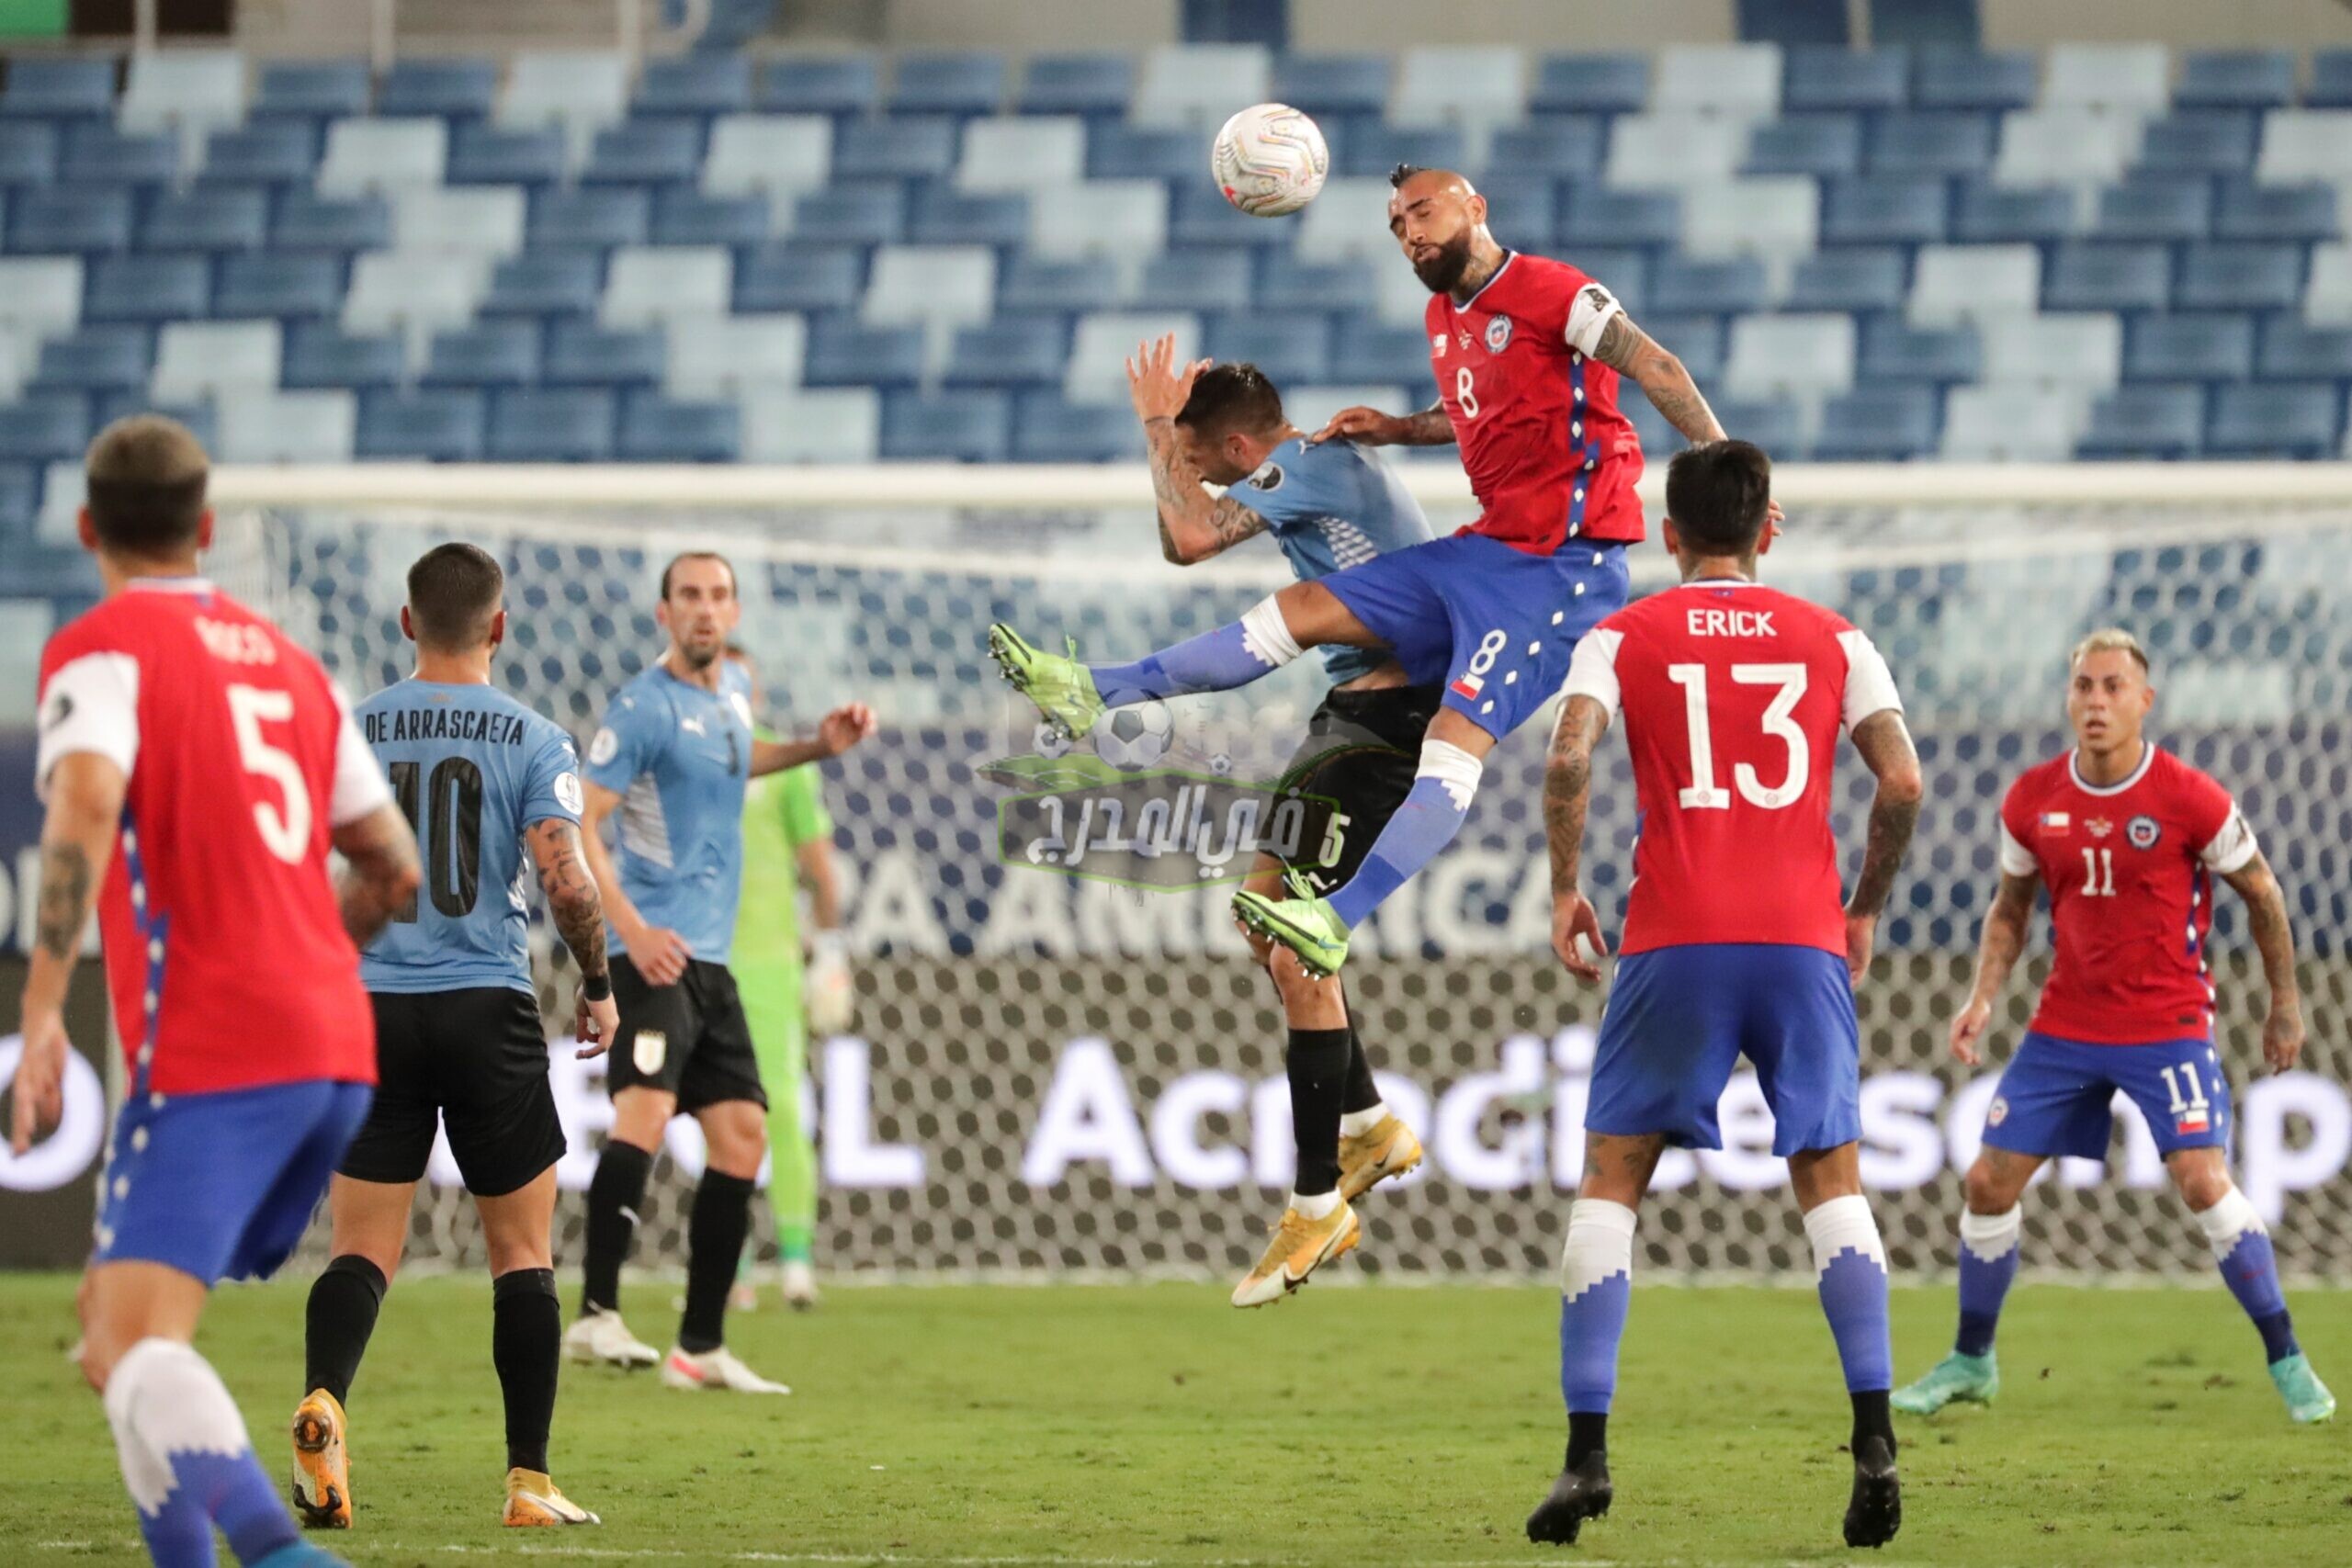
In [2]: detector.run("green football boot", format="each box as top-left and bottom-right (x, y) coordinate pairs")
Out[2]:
(1232, 866), (1350, 980)
(2270, 1353), (2336, 1424)
(987, 622), (1105, 740)
(1890, 1350), (1998, 1415)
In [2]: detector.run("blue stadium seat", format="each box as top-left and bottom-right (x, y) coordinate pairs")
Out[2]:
(1476, 175), (1558, 248)
(2175, 51), (2295, 110)
(759, 54), (881, 117)
(910, 186), (1028, 247)
(2090, 182), (2214, 243)
(201, 122), (317, 186)
(1170, 184), (1287, 249)
(489, 389), (616, 461)
(652, 188), (771, 246)
(1859, 320), (1980, 383)
(942, 318), (1069, 389)
(481, 251), (604, 318)
(1786, 247), (1909, 312)
(2078, 385), (2206, 458)
(2124, 315), (2256, 382)
(1814, 386), (1939, 459)
(1340, 124), (1466, 178)
(1820, 177), (1947, 245)
(833, 117), (959, 182)
(998, 254), (1118, 314)
(735, 243), (865, 312)
(2134, 112), (2257, 176)
(0, 463), (40, 535)
(1529, 55), (1649, 118)
(60, 125), (177, 186)
(1490, 118), (1603, 178)
(253, 60), (370, 121)
(1333, 321), (1437, 386)
(1642, 314), (1725, 382)
(787, 186), (906, 246)
(1867, 112), (1995, 176)
(273, 192), (392, 253)
(10, 187), (133, 254)
(1012, 394), (1134, 461)
(142, 187), (269, 252)
(2311, 51), (2352, 109)
(1133, 247), (1254, 312)
(27, 327), (150, 393)
(1745, 114), (1862, 178)
(805, 320), (923, 389)
(1273, 54), (1392, 118)
(357, 389), (487, 460)
(879, 389), (1011, 461)
(217, 254), (346, 321)
(1913, 48), (2035, 111)
(1087, 124), (1196, 182)
(421, 321), (542, 389)
(1680, 395), (1802, 457)
(1561, 186), (1680, 249)
(1259, 254), (1379, 314)
(85, 255), (209, 322)
(1019, 55), (1136, 118)
(543, 323), (665, 388)
(1566, 247), (1648, 312)
(1782, 47), (1909, 111)
(583, 118), (706, 185)
(2177, 243), (2301, 313)
(636, 53), (752, 117)
(0, 122), (56, 184)
(379, 58), (498, 119)
(286, 326), (404, 389)
(891, 52), (1007, 117)
(618, 392), (741, 461)
(1205, 314), (1332, 385)
(447, 124), (569, 187)
(0, 397), (93, 462)
(1650, 256), (1770, 316)
(2043, 243), (2170, 312)
(0, 58), (118, 119)
(2207, 383), (2341, 457)
(1951, 183), (2076, 245)
(2258, 319), (2352, 381)
(2213, 180), (2337, 243)
(530, 186), (652, 250)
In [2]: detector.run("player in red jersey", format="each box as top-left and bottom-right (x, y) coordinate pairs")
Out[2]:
(1894, 629), (2335, 1426)
(1533, 443), (1923, 1550)
(10, 417), (421, 1568)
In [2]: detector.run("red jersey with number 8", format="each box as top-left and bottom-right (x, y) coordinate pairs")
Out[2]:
(1997, 748), (2256, 1044)
(1559, 580), (1905, 956)
(35, 580), (390, 1094)
(1426, 250), (1645, 554)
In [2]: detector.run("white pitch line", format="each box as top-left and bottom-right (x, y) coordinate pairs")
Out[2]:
(378, 1547), (1634, 1568)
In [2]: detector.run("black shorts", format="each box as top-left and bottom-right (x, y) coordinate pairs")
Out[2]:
(340, 987), (565, 1198)
(605, 955), (766, 1114)
(1271, 681), (1445, 892)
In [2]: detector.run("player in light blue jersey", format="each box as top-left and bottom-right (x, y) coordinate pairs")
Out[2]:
(295, 544), (618, 1531)
(1125, 338), (1438, 1305)
(564, 550), (876, 1393)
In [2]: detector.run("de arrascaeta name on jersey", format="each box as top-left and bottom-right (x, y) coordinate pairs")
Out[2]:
(364, 705), (541, 748)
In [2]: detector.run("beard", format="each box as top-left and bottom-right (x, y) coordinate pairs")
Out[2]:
(673, 630), (723, 670)
(1411, 232), (1476, 294)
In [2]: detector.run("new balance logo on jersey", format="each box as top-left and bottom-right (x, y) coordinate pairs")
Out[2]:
(1685, 607), (1776, 637)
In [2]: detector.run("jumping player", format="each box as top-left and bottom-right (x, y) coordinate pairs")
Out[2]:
(1532, 442), (1922, 1550)
(291, 544), (620, 1532)
(991, 165), (1749, 980)
(13, 416), (421, 1568)
(1893, 629), (2334, 1425)
(1121, 336), (1435, 1304)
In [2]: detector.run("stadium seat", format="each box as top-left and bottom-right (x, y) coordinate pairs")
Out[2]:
(2213, 179), (2336, 243)
(1783, 47), (1908, 112)
(379, 58), (499, 119)
(2176, 51), (2295, 110)
(2089, 182), (2213, 243)
(997, 254), (1116, 315)
(2125, 315), (2256, 383)
(603, 247), (731, 329)
(285, 324), (405, 390)
(1820, 177), (1947, 246)
(0, 397), (92, 463)
(1205, 314), (1333, 386)
(1656, 44), (1781, 121)
(420, 321), (543, 389)
(1745, 114), (1863, 178)
(0, 121), (56, 185)
(891, 52), (1007, 117)
(861, 246), (996, 355)
(1133, 45), (1272, 129)
(1393, 46), (1526, 147)
(345, 252), (491, 353)
(2077, 384), (2206, 458)
(942, 319), (1070, 390)
(1029, 180), (1166, 261)
(1684, 394), (1801, 456)
(2043, 243), (2170, 312)
(757, 54), (880, 117)
(253, 60), (369, 122)
(1130, 248), (1253, 313)
(1019, 54), (1136, 118)
(879, 389), (1011, 461)
(664, 314), (805, 398)
(741, 387), (880, 462)
(833, 117), (958, 183)
(1561, 186), (1681, 250)
(1476, 175), (1558, 247)
(8, 189), (130, 255)
(1869, 111), (1996, 177)
(62, 125), (179, 186)
(543, 322), (666, 388)
(85, 255), (209, 323)
(2254, 110), (2352, 186)
(618, 392), (741, 462)
(1066, 312), (1197, 404)
(1981, 312), (2123, 391)
(1951, 183), (2077, 245)
(2041, 43), (2169, 115)
(1333, 321), (1438, 386)
(0, 258), (80, 339)
(636, 52), (753, 118)
(1283, 383), (1411, 437)
(499, 51), (631, 164)
(0, 57), (116, 119)
(2207, 382), (2342, 457)
(141, 186), (269, 252)
(1651, 256), (1771, 316)
(2176, 243), (2302, 313)
(217, 389), (357, 463)
(1272, 54), (1393, 119)
(1814, 386), (1939, 459)
(532, 186), (652, 250)
(1994, 110), (2142, 189)
(27, 326), (149, 393)
(273, 191), (393, 253)
(2258, 318), (2352, 381)
(1860, 320), (1980, 384)
(787, 186), (908, 247)
(357, 389), (487, 460)
(957, 117), (1086, 194)
(2307, 244), (2352, 324)
(1341, 124), (1468, 179)
(1529, 54), (1649, 117)
(735, 243), (865, 313)
(317, 118), (448, 195)
(118, 48), (245, 147)
(488, 388), (616, 461)
(394, 186), (527, 256)
(2310, 51), (2352, 109)
(1940, 385), (2087, 458)
(1012, 394), (1135, 462)
(481, 252), (604, 319)
(1724, 313), (1856, 401)
(804, 319), (924, 389)
(910, 187), (1028, 248)
(1679, 178), (1818, 263)
(1259, 253), (1380, 316)
(2135, 112), (2258, 176)
(1170, 182), (1295, 251)
(216, 254), (346, 321)
(1086, 122), (1195, 183)
(703, 115), (832, 205)
(655, 189), (773, 247)
(1643, 314), (1725, 382)
(1785, 247), (1909, 313)
(1489, 118), (1603, 179)
(200, 121), (315, 186)
(582, 118), (706, 185)
(1910, 244), (2040, 326)
(152, 320), (280, 402)
(1608, 115), (1747, 187)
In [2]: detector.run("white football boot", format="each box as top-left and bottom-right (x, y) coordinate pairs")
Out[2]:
(661, 1345), (791, 1394)
(562, 1308), (659, 1369)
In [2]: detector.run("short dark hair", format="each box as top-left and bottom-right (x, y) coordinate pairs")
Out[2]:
(85, 415), (209, 558)
(1176, 363), (1285, 441)
(1664, 440), (1774, 555)
(406, 543), (504, 651)
(660, 550), (737, 599)
(1389, 163), (1423, 188)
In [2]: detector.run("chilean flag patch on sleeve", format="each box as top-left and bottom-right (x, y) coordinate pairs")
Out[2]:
(1450, 671), (1485, 700)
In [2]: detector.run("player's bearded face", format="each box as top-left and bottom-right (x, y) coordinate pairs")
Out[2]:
(1408, 224), (1476, 294)
(660, 573), (740, 669)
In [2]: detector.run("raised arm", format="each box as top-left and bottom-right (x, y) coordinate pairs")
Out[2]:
(2220, 850), (2304, 1073)
(1125, 333), (1274, 565)
(1589, 312), (1727, 448)
(749, 703), (876, 777)
(332, 802), (423, 949)
(1309, 402), (1455, 448)
(1544, 694), (1613, 984)
(527, 816), (618, 1055)
(1951, 871), (2040, 1067)
(9, 751), (124, 1154)
(1841, 708), (1926, 987)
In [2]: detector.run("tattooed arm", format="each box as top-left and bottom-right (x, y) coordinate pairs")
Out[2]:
(1309, 402), (1455, 448)
(1142, 418), (1273, 565)
(1842, 708), (1926, 987)
(331, 801), (422, 949)
(529, 817), (620, 1054)
(10, 751), (122, 1153)
(2222, 852), (2305, 1073)
(1544, 694), (1612, 983)
(1589, 313), (1728, 447)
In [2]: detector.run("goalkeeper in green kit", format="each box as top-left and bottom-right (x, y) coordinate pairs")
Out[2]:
(727, 647), (853, 1310)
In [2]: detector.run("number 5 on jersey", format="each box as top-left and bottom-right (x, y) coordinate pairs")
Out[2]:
(227, 683), (312, 863)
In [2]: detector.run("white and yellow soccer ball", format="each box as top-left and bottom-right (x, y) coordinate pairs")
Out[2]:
(1212, 103), (1329, 218)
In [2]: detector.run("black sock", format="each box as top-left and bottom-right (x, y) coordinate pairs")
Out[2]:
(304, 1254), (388, 1408)
(1850, 1390), (1895, 1456)
(492, 1269), (560, 1476)
(1286, 1027), (1351, 1197)
(679, 1170), (756, 1353)
(1340, 1018), (1383, 1115)
(581, 1140), (653, 1316)
(1566, 1412), (1607, 1470)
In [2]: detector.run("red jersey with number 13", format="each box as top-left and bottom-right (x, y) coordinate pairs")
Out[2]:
(1427, 250), (1645, 554)
(34, 580), (390, 1094)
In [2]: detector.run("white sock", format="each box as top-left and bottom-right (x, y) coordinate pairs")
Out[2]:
(1290, 1188), (1342, 1220)
(1339, 1103), (1388, 1137)
(1959, 1204), (2021, 1262)
(1560, 1198), (1638, 1300)
(1240, 595), (1305, 669)
(2191, 1186), (2266, 1256)
(1803, 1193), (1889, 1274)
(104, 1337), (254, 1515)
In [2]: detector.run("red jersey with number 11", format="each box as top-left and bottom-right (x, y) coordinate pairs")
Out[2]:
(35, 580), (390, 1094)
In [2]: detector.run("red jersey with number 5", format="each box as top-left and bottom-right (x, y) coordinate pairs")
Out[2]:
(34, 579), (391, 1094)
(1559, 581), (1905, 956)
(1426, 250), (1645, 554)
(1997, 748), (2256, 1044)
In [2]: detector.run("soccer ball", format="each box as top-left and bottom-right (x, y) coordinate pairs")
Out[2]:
(1093, 701), (1175, 770)
(1032, 721), (1072, 761)
(1212, 103), (1329, 218)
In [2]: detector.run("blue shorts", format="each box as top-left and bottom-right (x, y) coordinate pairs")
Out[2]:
(1320, 533), (1630, 740)
(1587, 944), (1861, 1157)
(95, 1080), (373, 1285)
(1984, 1032), (2231, 1161)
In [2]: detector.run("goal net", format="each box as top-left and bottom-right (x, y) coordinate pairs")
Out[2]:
(219, 462), (2352, 1284)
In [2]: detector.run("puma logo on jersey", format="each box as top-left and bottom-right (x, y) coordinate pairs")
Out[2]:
(1684, 608), (1776, 637)
(680, 716), (707, 736)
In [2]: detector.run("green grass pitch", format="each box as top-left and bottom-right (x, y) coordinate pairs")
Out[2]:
(2, 1274), (2344, 1565)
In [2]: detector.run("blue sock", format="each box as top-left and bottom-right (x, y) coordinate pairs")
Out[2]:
(1089, 597), (1300, 705)
(1806, 1196), (1894, 1393)
(105, 1338), (301, 1568)
(1955, 1205), (2020, 1357)
(1558, 1200), (1636, 1416)
(1327, 741), (1479, 927)
(2198, 1190), (2301, 1364)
